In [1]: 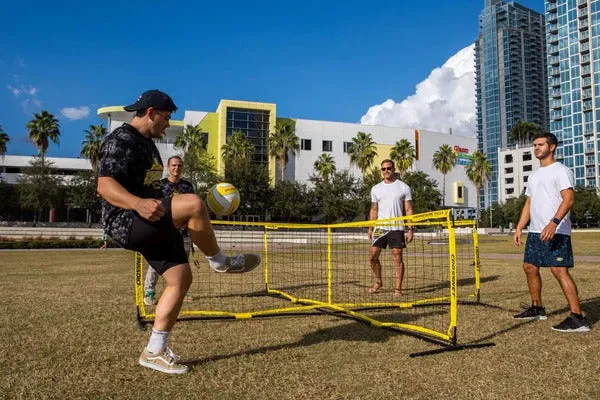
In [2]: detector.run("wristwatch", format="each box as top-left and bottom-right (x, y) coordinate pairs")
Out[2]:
(551, 217), (561, 225)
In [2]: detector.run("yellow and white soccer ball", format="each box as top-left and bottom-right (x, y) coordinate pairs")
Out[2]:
(207, 182), (240, 216)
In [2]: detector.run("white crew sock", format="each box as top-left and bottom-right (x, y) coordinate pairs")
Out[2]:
(206, 250), (228, 272)
(147, 328), (169, 354)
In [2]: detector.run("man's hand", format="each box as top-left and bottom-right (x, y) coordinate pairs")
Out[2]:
(513, 228), (522, 246)
(134, 199), (165, 222)
(406, 229), (414, 243)
(540, 222), (557, 242)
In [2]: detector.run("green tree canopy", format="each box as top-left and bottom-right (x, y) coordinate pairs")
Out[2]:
(222, 130), (254, 167)
(17, 157), (62, 223)
(509, 121), (541, 147)
(402, 171), (442, 214)
(389, 138), (415, 178)
(432, 144), (457, 207)
(0, 125), (9, 154)
(268, 120), (300, 182)
(269, 181), (314, 222)
(80, 124), (107, 171)
(348, 131), (377, 177)
(465, 151), (492, 221)
(311, 170), (364, 223)
(313, 153), (336, 182)
(26, 110), (60, 164)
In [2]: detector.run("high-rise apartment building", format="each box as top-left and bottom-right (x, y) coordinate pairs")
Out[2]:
(476, 0), (548, 208)
(545, 0), (599, 187)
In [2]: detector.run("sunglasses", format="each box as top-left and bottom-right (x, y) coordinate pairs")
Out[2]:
(381, 167), (394, 171)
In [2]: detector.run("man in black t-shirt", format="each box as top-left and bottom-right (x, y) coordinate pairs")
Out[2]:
(97, 90), (261, 375)
(143, 155), (194, 305)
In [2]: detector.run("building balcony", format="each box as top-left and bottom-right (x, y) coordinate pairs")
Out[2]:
(585, 146), (595, 154)
(579, 9), (588, 19)
(580, 31), (590, 41)
(586, 157), (596, 166)
(550, 78), (561, 87)
(581, 42), (590, 53)
(583, 101), (593, 111)
(549, 67), (560, 76)
(546, 2), (558, 12)
(581, 53), (591, 64)
(548, 45), (559, 54)
(549, 55), (560, 65)
(582, 89), (592, 99)
(580, 19), (589, 30)
(578, 0), (587, 7)
(551, 88), (562, 97)
(586, 169), (596, 178)
(551, 111), (563, 120)
(582, 77), (592, 87)
(581, 65), (591, 76)
(548, 34), (559, 44)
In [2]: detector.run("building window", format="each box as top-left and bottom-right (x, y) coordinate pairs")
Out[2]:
(226, 107), (270, 164)
(322, 140), (332, 152)
(506, 188), (514, 195)
(343, 142), (352, 153)
(301, 139), (312, 151)
(523, 175), (529, 182)
(505, 154), (513, 163)
(523, 165), (533, 172)
(505, 177), (514, 184)
(505, 167), (513, 174)
(522, 152), (532, 161)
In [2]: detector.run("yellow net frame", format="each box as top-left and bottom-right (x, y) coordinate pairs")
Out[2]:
(134, 210), (480, 346)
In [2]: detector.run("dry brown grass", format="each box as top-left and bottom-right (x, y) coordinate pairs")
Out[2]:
(1, 233), (599, 400)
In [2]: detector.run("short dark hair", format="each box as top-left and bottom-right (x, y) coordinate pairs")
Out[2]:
(381, 159), (395, 168)
(167, 155), (183, 165)
(534, 132), (558, 151)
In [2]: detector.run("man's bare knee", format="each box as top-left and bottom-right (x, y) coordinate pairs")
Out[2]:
(550, 266), (569, 279)
(523, 263), (538, 275)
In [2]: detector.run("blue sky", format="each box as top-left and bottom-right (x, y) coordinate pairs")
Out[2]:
(1, 0), (543, 158)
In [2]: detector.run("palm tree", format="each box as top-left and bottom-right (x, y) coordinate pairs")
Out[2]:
(26, 110), (60, 171)
(348, 131), (378, 176)
(432, 144), (457, 207)
(465, 151), (492, 221)
(80, 124), (107, 171)
(389, 138), (415, 178)
(313, 153), (336, 181)
(268, 120), (300, 182)
(222, 130), (254, 165)
(174, 124), (206, 155)
(509, 121), (541, 147)
(0, 125), (9, 155)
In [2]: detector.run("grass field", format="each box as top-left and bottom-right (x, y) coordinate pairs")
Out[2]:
(1, 232), (599, 399)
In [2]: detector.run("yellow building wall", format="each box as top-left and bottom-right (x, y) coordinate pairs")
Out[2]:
(216, 100), (277, 183)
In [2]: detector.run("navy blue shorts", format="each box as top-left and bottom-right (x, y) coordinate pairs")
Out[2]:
(372, 230), (406, 249)
(524, 233), (573, 268)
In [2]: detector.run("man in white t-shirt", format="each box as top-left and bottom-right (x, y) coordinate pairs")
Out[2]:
(513, 132), (590, 332)
(367, 159), (414, 297)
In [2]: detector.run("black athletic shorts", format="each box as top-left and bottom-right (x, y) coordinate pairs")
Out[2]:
(372, 230), (406, 249)
(123, 197), (188, 274)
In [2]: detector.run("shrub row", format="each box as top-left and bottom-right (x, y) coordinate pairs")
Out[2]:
(0, 237), (119, 249)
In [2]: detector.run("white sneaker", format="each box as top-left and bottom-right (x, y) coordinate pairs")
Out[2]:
(139, 347), (188, 374)
(210, 254), (261, 273)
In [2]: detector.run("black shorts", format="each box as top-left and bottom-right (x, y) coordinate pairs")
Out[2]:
(123, 197), (188, 274)
(372, 230), (406, 249)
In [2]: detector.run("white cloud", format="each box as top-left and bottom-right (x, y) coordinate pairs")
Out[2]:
(60, 106), (90, 120)
(360, 44), (476, 136)
(7, 83), (42, 113)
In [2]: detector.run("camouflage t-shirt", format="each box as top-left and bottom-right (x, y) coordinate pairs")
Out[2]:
(97, 123), (163, 246)
(160, 177), (195, 237)
(160, 178), (195, 198)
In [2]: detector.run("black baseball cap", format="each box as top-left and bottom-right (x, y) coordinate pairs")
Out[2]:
(123, 89), (177, 112)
